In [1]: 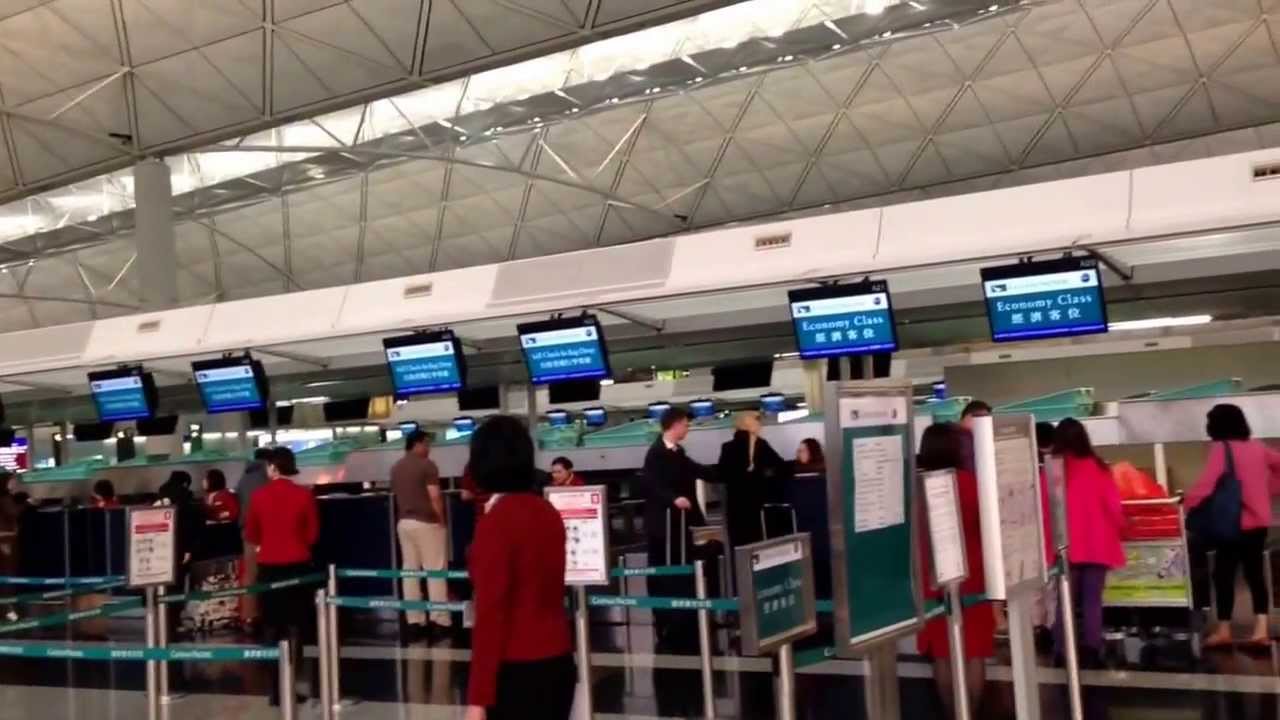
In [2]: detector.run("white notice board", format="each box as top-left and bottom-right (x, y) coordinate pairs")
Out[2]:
(974, 414), (1047, 599)
(127, 506), (178, 588)
(921, 469), (968, 588)
(545, 485), (610, 586)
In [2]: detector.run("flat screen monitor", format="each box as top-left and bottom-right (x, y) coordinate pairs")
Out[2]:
(711, 362), (774, 392)
(760, 393), (786, 414)
(458, 385), (501, 412)
(689, 399), (715, 419)
(383, 330), (466, 398)
(452, 416), (477, 434)
(0, 436), (28, 473)
(788, 280), (898, 359)
(583, 407), (607, 427)
(981, 256), (1107, 342)
(546, 410), (571, 428)
(647, 402), (672, 421)
(88, 367), (158, 422)
(192, 355), (269, 414)
(517, 316), (611, 385)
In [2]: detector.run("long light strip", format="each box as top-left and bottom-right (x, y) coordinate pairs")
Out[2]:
(1108, 315), (1213, 331)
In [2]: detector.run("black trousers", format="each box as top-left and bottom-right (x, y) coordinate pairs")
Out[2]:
(1214, 529), (1269, 621)
(258, 563), (318, 701)
(489, 654), (576, 720)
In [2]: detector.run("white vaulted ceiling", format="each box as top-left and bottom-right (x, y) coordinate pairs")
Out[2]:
(2, 0), (1280, 334)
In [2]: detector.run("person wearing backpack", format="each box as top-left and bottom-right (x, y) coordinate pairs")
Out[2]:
(1187, 404), (1280, 648)
(1053, 418), (1126, 666)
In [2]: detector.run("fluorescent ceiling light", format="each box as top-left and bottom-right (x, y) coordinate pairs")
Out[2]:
(1108, 315), (1213, 331)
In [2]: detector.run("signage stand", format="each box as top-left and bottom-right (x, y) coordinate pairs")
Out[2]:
(545, 484), (611, 720)
(694, 559), (715, 719)
(823, 378), (921, 720)
(733, 534), (818, 720)
(972, 415), (1048, 720)
(1044, 457), (1084, 720)
(145, 587), (160, 720)
(921, 468), (972, 720)
(127, 506), (178, 720)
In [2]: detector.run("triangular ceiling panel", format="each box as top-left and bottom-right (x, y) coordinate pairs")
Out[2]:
(349, 0), (426, 71)
(281, 3), (408, 74)
(1151, 83), (1217, 140)
(8, 115), (125, 183)
(121, 0), (261, 66)
(133, 33), (264, 146)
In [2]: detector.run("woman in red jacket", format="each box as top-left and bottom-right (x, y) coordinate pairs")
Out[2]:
(203, 469), (240, 523)
(915, 423), (994, 716)
(465, 416), (575, 720)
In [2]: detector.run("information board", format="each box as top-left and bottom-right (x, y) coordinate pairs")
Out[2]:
(383, 330), (466, 397)
(981, 256), (1108, 342)
(921, 469), (967, 588)
(788, 280), (898, 359)
(0, 437), (28, 473)
(735, 534), (817, 656)
(824, 380), (922, 654)
(518, 316), (611, 385)
(88, 367), (157, 422)
(545, 485), (610, 586)
(1102, 542), (1190, 608)
(974, 414), (1047, 599)
(127, 506), (177, 588)
(192, 356), (268, 413)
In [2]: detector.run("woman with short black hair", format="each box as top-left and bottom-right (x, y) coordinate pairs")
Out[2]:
(465, 416), (575, 720)
(1188, 403), (1280, 647)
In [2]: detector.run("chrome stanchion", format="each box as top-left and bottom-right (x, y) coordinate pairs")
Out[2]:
(279, 639), (297, 720)
(1058, 566), (1084, 720)
(946, 585), (972, 720)
(694, 559), (715, 720)
(574, 586), (595, 718)
(327, 565), (342, 712)
(775, 643), (796, 720)
(316, 590), (334, 720)
(144, 587), (160, 720)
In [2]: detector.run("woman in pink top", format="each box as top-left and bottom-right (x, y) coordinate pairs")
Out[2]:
(1186, 404), (1280, 648)
(1053, 418), (1125, 664)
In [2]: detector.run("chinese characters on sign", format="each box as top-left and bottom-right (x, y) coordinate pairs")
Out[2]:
(545, 485), (610, 586)
(127, 507), (178, 588)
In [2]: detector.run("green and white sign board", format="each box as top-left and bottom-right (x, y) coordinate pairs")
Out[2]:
(824, 379), (923, 654)
(734, 533), (817, 656)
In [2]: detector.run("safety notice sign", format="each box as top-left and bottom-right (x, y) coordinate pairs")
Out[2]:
(545, 485), (610, 586)
(127, 506), (178, 588)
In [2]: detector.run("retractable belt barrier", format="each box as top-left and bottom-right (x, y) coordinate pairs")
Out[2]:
(0, 598), (142, 635)
(0, 575), (124, 587)
(335, 568), (469, 581)
(157, 572), (326, 604)
(1, 580), (126, 606)
(587, 595), (739, 612)
(0, 642), (281, 662)
(327, 596), (469, 613)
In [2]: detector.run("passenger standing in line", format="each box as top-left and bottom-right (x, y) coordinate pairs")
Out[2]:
(548, 457), (583, 487)
(715, 410), (786, 548)
(390, 430), (452, 641)
(244, 447), (320, 706)
(1053, 418), (1125, 666)
(640, 408), (716, 651)
(915, 423), (994, 717)
(0, 471), (22, 622)
(237, 447), (273, 630)
(1187, 404), (1280, 648)
(465, 416), (575, 720)
(203, 469), (240, 523)
(794, 438), (825, 475)
(91, 479), (121, 509)
(957, 400), (992, 473)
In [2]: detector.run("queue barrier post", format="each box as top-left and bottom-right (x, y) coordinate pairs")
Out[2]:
(316, 590), (335, 720)
(1057, 558), (1084, 720)
(775, 642), (796, 720)
(157, 585), (179, 705)
(694, 559), (714, 720)
(945, 584), (972, 720)
(279, 639), (296, 720)
(327, 565), (343, 712)
(144, 587), (160, 720)
(574, 586), (594, 720)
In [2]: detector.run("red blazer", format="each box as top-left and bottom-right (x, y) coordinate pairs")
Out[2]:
(205, 489), (240, 523)
(467, 493), (572, 707)
(245, 478), (319, 566)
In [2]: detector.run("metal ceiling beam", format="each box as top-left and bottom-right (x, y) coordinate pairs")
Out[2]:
(191, 218), (309, 291)
(0, 377), (73, 394)
(0, 291), (138, 310)
(590, 305), (665, 333)
(255, 347), (330, 369)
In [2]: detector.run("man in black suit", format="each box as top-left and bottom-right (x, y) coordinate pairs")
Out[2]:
(640, 408), (716, 651)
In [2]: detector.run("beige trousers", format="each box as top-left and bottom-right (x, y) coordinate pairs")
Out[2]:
(397, 518), (451, 626)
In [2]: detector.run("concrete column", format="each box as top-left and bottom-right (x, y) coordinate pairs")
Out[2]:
(802, 360), (826, 413)
(133, 159), (178, 311)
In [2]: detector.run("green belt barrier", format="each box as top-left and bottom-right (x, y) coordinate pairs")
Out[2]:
(1, 580), (126, 606)
(0, 576), (124, 587)
(610, 565), (695, 578)
(328, 596), (469, 613)
(795, 646), (837, 668)
(159, 572), (325, 604)
(587, 595), (739, 612)
(336, 568), (470, 581)
(816, 599), (833, 613)
(0, 643), (280, 662)
(0, 598), (142, 635)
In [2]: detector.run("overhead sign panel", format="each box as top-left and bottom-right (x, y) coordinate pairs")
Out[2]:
(981, 256), (1107, 342)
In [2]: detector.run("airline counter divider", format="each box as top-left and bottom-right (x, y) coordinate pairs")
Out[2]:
(734, 534), (818, 720)
(972, 414), (1051, 720)
(126, 505), (178, 720)
(822, 379), (923, 720)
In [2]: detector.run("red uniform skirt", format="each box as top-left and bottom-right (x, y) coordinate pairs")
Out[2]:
(916, 602), (996, 659)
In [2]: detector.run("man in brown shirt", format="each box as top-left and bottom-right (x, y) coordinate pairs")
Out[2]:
(391, 430), (450, 638)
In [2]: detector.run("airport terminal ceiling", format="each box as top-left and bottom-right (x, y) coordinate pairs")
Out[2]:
(1, 0), (1280, 336)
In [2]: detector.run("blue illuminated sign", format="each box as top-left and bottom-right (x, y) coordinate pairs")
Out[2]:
(647, 402), (672, 421)
(583, 408), (607, 427)
(981, 257), (1108, 342)
(89, 373), (154, 422)
(546, 410), (571, 428)
(518, 317), (611, 385)
(453, 417), (477, 434)
(760, 394), (786, 414)
(690, 399), (715, 419)
(788, 281), (898, 359)
(384, 332), (465, 397)
(194, 363), (266, 413)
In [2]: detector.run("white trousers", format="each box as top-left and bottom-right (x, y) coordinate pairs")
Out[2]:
(396, 519), (451, 626)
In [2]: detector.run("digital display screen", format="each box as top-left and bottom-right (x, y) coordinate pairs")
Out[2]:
(981, 257), (1107, 342)
(383, 331), (466, 398)
(0, 437), (28, 473)
(583, 408), (607, 427)
(517, 316), (611, 385)
(690, 399), (715, 419)
(193, 356), (268, 414)
(453, 417), (477, 434)
(760, 393), (786, 414)
(647, 402), (672, 421)
(88, 368), (156, 422)
(788, 280), (898, 359)
(546, 410), (571, 428)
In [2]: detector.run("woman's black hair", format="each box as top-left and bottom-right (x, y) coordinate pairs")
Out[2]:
(205, 468), (228, 492)
(917, 423), (965, 472)
(268, 447), (300, 477)
(92, 479), (116, 500)
(469, 415), (536, 494)
(1053, 417), (1108, 471)
(799, 438), (825, 468)
(1206, 403), (1251, 441)
(551, 456), (573, 471)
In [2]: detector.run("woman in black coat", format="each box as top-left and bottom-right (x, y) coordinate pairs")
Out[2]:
(716, 411), (787, 550)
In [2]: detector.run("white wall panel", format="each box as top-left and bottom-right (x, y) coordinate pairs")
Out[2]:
(203, 286), (348, 352)
(82, 306), (214, 366)
(1129, 149), (1280, 237)
(334, 265), (497, 336)
(0, 322), (92, 377)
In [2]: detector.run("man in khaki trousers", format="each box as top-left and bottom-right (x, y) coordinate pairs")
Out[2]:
(390, 431), (451, 641)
